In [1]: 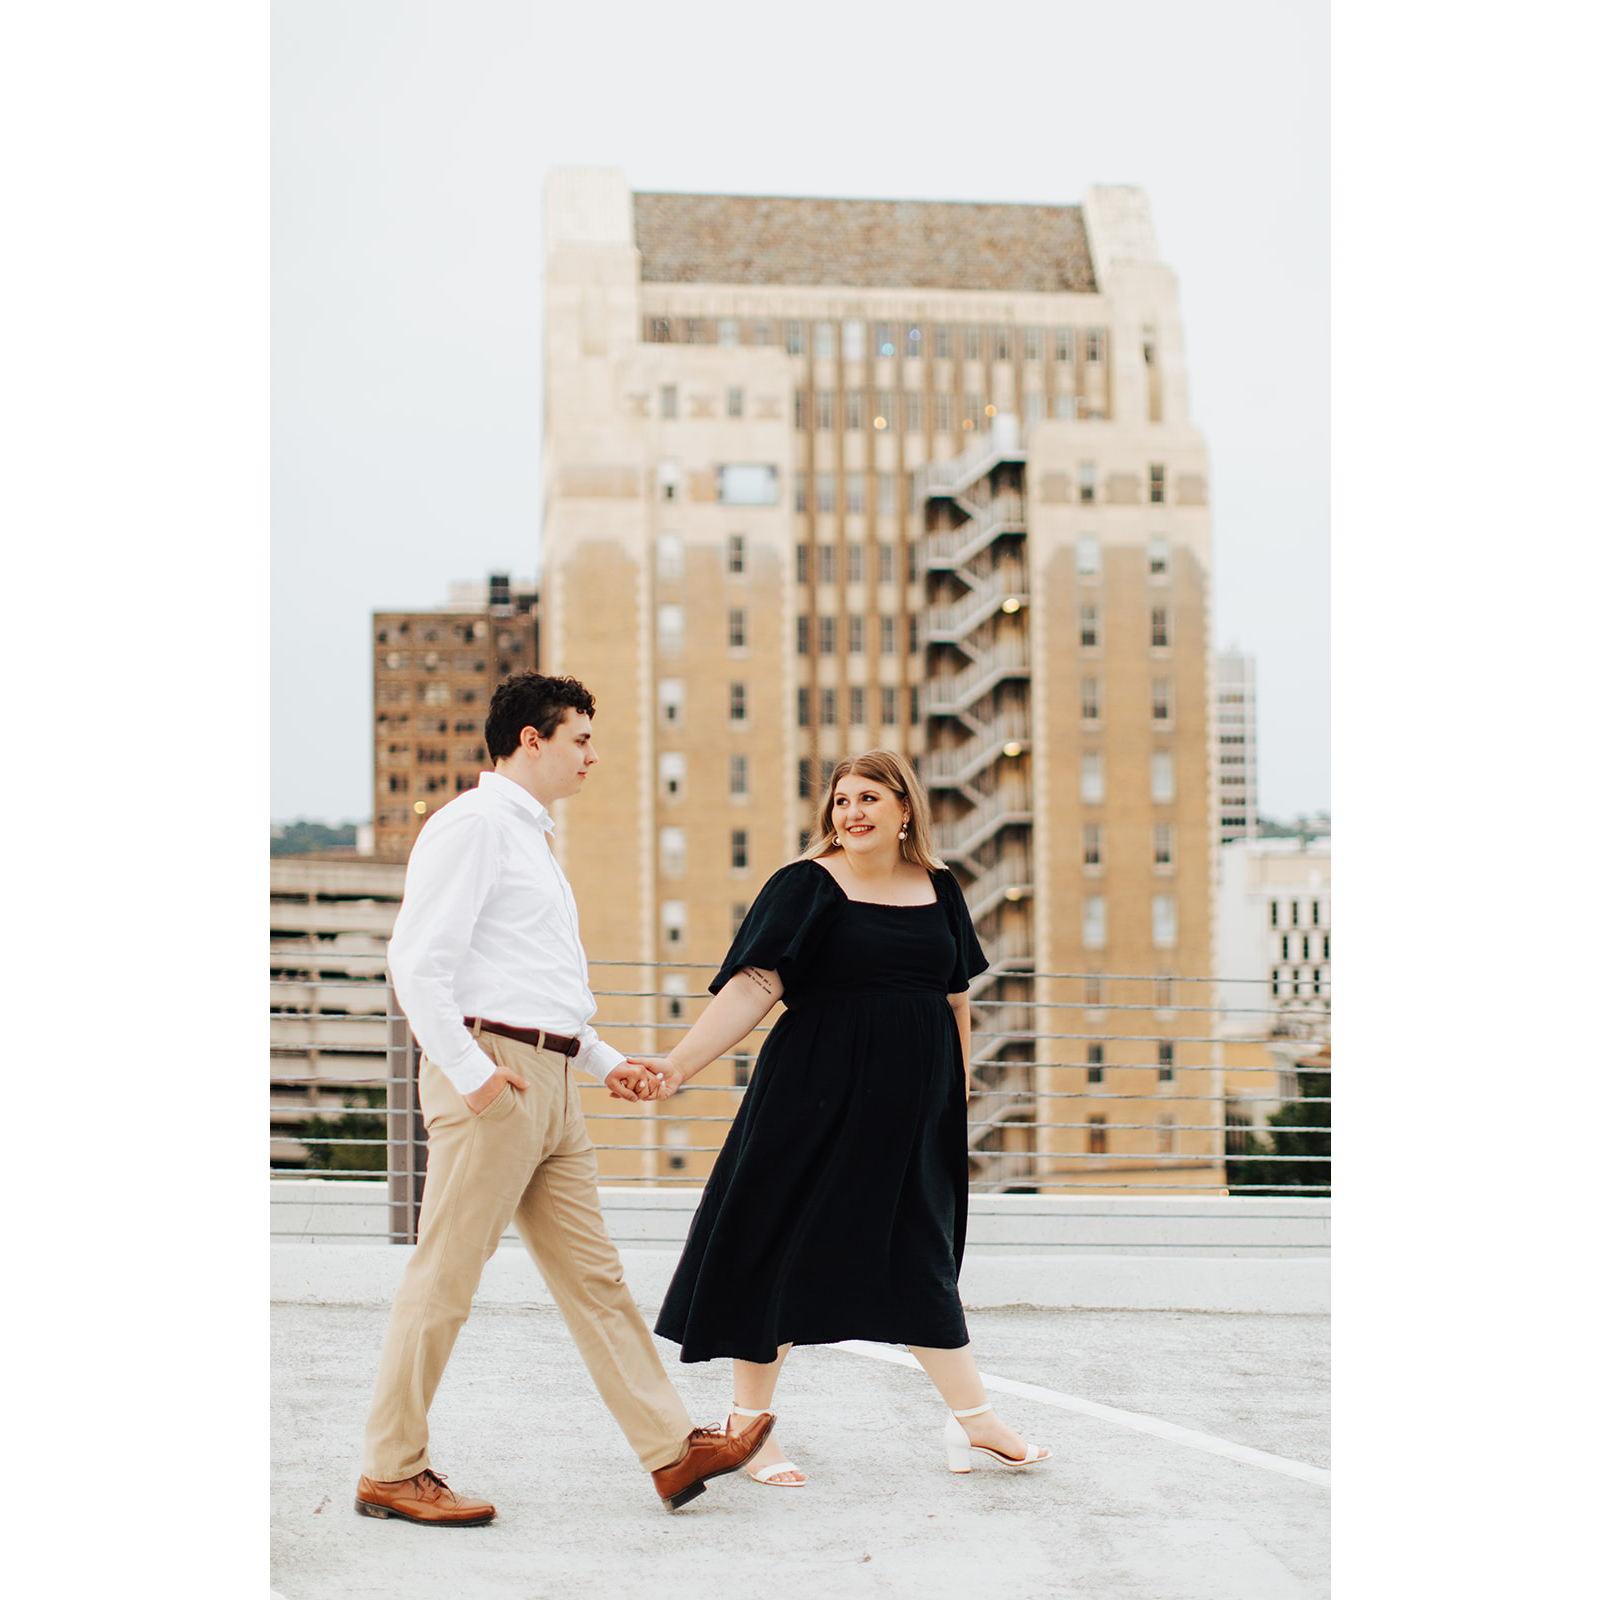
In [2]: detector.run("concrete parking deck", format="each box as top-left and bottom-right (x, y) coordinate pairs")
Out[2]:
(271, 1241), (1329, 1600)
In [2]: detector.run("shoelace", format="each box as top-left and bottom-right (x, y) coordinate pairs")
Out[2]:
(415, 1469), (451, 1499)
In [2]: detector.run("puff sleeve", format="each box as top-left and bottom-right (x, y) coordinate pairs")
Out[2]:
(939, 869), (990, 993)
(708, 860), (839, 996)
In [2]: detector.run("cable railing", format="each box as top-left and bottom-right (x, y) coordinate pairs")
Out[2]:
(270, 963), (1332, 1237)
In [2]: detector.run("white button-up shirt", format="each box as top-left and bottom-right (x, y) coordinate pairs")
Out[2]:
(386, 770), (626, 1094)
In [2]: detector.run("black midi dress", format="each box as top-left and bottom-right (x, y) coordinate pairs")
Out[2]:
(653, 858), (989, 1364)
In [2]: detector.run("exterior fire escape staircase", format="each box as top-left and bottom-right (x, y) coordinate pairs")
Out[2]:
(915, 417), (1037, 1190)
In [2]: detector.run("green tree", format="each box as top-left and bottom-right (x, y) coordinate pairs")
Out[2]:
(301, 1086), (387, 1173)
(1226, 1068), (1331, 1196)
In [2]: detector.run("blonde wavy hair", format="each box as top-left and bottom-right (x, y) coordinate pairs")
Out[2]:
(800, 749), (946, 872)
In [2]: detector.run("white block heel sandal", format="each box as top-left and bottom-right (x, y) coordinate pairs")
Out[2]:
(730, 1404), (807, 1486)
(945, 1402), (1052, 1472)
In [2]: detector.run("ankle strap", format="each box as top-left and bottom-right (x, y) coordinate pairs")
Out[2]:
(951, 1402), (993, 1419)
(729, 1404), (771, 1418)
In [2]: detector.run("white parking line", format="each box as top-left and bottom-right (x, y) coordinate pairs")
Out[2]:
(830, 1340), (1331, 1489)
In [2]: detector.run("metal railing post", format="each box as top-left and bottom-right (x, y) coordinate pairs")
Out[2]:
(384, 979), (425, 1243)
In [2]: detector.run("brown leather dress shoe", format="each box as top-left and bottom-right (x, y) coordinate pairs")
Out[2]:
(650, 1412), (775, 1512)
(354, 1468), (496, 1526)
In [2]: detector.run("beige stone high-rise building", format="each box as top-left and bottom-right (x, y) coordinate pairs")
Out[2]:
(372, 573), (538, 860)
(541, 169), (1221, 1193)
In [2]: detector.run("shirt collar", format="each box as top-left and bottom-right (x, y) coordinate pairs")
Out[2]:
(477, 770), (555, 833)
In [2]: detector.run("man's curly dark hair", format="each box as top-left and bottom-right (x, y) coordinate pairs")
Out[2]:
(484, 673), (597, 762)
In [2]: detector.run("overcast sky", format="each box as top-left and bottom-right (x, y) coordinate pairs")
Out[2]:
(272, 0), (1329, 823)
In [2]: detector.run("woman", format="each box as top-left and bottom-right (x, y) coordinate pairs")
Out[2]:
(631, 750), (1049, 1486)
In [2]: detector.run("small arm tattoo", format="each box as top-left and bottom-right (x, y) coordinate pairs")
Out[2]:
(739, 966), (774, 995)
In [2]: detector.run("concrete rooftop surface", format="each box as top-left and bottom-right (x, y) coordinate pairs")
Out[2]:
(271, 1240), (1329, 1600)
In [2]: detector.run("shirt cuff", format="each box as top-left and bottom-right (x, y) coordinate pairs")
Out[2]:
(440, 1042), (500, 1096)
(576, 1037), (626, 1085)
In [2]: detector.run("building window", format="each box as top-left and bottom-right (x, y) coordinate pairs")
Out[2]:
(1154, 824), (1173, 867)
(1053, 393), (1078, 420)
(1086, 1042), (1104, 1084)
(793, 392), (810, 431)
(730, 682), (747, 723)
(659, 827), (686, 878)
(846, 391), (863, 430)
(1151, 751), (1175, 803)
(875, 322), (896, 357)
(646, 316), (671, 343)
(1302, 934), (1313, 960)
(731, 829), (748, 870)
(963, 325), (982, 360)
(717, 317), (738, 347)
(751, 321), (772, 346)
(1079, 603), (1099, 649)
(813, 321), (837, 359)
(1078, 463), (1097, 503)
(878, 542), (897, 584)
(1149, 464), (1166, 504)
(660, 384), (678, 420)
(1087, 1116), (1107, 1155)
(663, 970), (688, 1023)
(933, 325), (951, 359)
(728, 608), (747, 650)
(1076, 535), (1101, 577)
(655, 533), (683, 583)
(717, 464), (779, 506)
(905, 324), (923, 358)
(796, 615), (811, 654)
(1312, 901), (1323, 927)
(818, 544), (836, 583)
(1024, 327), (1043, 362)
(848, 615), (864, 654)
(881, 615), (897, 654)
(1152, 678), (1171, 723)
(1152, 895), (1177, 949)
(1157, 1040), (1175, 1082)
(656, 603), (683, 655)
(993, 326), (1012, 360)
(842, 320), (865, 360)
(785, 321), (805, 355)
(1054, 327), (1075, 362)
(727, 533), (746, 575)
(963, 393), (983, 427)
(881, 685), (897, 724)
(796, 687), (810, 726)
(659, 678), (683, 726)
(796, 543), (810, 583)
(874, 392), (896, 430)
(818, 615), (836, 655)
(1151, 606), (1170, 648)
(1085, 329), (1105, 362)
(849, 686), (865, 725)
(909, 685), (920, 723)
(1154, 974), (1175, 1010)
(820, 687), (837, 726)
(1083, 895), (1107, 949)
(934, 393), (953, 432)
(816, 473), (836, 514)
(658, 752), (685, 801)
(730, 753), (748, 799)
(815, 390), (834, 431)
(1281, 934), (1292, 960)
(1082, 823), (1102, 867)
(1080, 751), (1104, 805)
(662, 900), (686, 946)
(1081, 676), (1100, 721)
(904, 391), (922, 431)
(1157, 1114), (1175, 1151)
(727, 386), (744, 417)
(794, 479), (808, 513)
(1270, 900), (1280, 927)
(907, 615), (920, 652)
(797, 757), (813, 799)
(1291, 900), (1301, 926)
(847, 542), (864, 583)
(1148, 535), (1170, 578)
(732, 1051), (752, 1087)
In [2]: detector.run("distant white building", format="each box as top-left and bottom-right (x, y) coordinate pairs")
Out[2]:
(1215, 835), (1331, 1038)
(1212, 650), (1260, 845)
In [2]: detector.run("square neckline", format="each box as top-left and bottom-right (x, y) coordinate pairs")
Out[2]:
(805, 857), (941, 909)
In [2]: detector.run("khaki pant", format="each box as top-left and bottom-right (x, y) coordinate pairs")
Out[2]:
(362, 1029), (692, 1480)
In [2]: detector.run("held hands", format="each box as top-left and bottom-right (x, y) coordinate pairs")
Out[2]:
(605, 1061), (665, 1102)
(613, 1055), (686, 1101)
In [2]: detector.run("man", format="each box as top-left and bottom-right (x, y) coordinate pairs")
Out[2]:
(355, 672), (771, 1524)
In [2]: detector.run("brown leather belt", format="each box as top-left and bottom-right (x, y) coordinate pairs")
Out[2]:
(464, 1017), (581, 1058)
